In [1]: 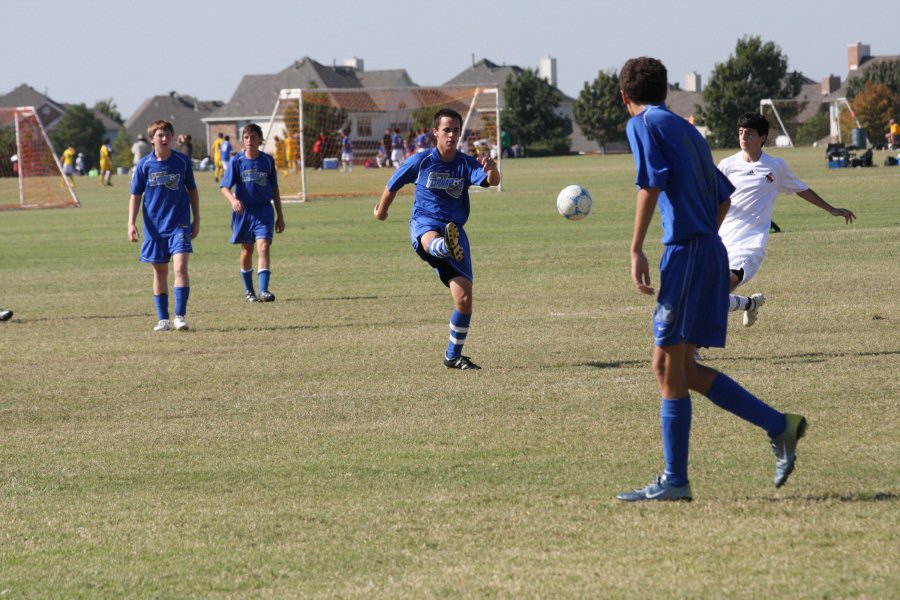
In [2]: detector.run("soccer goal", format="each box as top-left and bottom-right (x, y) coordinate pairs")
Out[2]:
(264, 85), (502, 201)
(0, 106), (79, 210)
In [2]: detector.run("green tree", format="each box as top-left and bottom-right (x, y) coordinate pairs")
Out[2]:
(111, 127), (133, 171)
(698, 36), (804, 148)
(573, 69), (627, 154)
(795, 111), (829, 146)
(503, 68), (571, 155)
(0, 126), (16, 177)
(93, 98), (124, 125)
(846, 59), (900, 102)
(50, 104), (106, 170)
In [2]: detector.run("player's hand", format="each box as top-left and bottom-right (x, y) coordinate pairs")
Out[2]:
(275, 216), (285, 234)
(191, 220), (200, 239)
(373, 202), (388, 221)
(832, 207), (856, 224)
(231, 199), (244, 215)
(478, 155), (497, 171)
(631, 250), (654, 295)
(128, 224), (138, 243)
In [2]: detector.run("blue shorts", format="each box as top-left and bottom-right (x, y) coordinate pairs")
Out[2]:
(654, 235), (729, 348)
(409, 217), (473, 287)
(140, 226), (193, 263)
(231, 204), (274, 245)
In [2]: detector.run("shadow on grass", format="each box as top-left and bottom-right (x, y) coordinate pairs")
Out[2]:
(756, 491), (899, 503)
(581, 360), (648, 369)
(700, 349), (900, 365)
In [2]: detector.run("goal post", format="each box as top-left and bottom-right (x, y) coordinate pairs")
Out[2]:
(0, 106), (79, 210)
(264, 85), (502, 201)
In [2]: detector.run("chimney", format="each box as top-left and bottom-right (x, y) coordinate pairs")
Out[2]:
(539, 56), (557, 87)
(343, 57), (364, 71)
(821, 74), (841, 95)
(684, 72), (702, 93)
(848, 42), (871, 71)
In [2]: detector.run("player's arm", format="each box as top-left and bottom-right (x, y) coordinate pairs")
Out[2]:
(717, 198), (731, 229)
(796, 189), (856, 223)
(374, 186), (396, 221)
(631, 187), (660, 295)
(189, 187), (200, 239)
(220, 184), (243, 214)
(273, 186), (285, 233)
(128, 194), (141, 242)
(478, 155), (501, 186)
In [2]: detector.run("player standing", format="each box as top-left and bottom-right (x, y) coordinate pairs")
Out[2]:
(99, 138), (113, 186)
(718, 112), (856, 326)
(617, 58), (806, 501)
(128, 120), (200, 332)
(212, 132), (224, 182)
(373, 108), (500, 370)
(220, 123), (285, 303)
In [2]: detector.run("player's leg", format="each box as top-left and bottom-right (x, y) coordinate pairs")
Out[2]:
(240, 243), (257, 301)
(444, 276), (479, 370)
(727, 258), (766, 327)
(151, 262), (170, 331)
(172, 251), (191, 330)
(421, 225), (464, 262)
(256, 238), (275, 302)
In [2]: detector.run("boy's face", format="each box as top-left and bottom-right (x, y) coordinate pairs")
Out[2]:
(739, 127), (766, 154)
(433, 117), (461, 153)
(151, 129), (172, 153)
(243, 131), (261, 152)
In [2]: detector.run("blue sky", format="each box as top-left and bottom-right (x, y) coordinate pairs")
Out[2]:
(3, 0), (898, 117)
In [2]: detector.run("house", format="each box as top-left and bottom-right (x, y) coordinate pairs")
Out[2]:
(125, 92), (223, 157)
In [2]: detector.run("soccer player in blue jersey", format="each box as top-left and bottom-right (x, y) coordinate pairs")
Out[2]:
(128, 120), (200, 332)
(616, 57), (807, 501)
(220, 123), (285, 303)
(373, 108), (501, 370)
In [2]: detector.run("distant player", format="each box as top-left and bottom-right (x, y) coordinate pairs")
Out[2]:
(219, 135), (233, 178)
(284, 134), (298, 175)
(340, 129), (353, 172)
(220, 123), (285, 303)
(128, 120), (200, 332)
(390, 128), (405, 168)
(373, 108), (500, 370)
(61, 146), (76, 187)
(717, 112), (856, 326)
(99, 138), (113, 186)
(617, 57), (806, 502)
(212, 132), (225, 182)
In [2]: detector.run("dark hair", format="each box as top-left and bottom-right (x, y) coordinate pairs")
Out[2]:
(620, 57), (668, 105)
(737, 112), (770, 137)
(242, 123), (263, 138)
(433, 108), (463, 129)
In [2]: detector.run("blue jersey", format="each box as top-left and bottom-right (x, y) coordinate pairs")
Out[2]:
(387, 148), (489, 226)
(221, 151), (278, 207)
(131, 150), (196, 239)
(341, 136), (352, 153)
(220, 140), (232, 163)
(626, 104), (734, 244)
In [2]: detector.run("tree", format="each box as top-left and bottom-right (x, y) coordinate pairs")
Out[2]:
(795, 111), (829, 146)
(50, 104), (106, 170)
(111, 127), (133, 171)
(849, 81), (895, 145)
(846, 59), (900, 103)
(503, 68), (571, 155)
(93, 98), (124, 125)
(573, 69), (627, 154)
(698, 36), (804, 148)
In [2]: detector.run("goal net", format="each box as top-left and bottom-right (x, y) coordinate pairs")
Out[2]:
(0, 107), (79, 209)
(264, 85), (501, 201)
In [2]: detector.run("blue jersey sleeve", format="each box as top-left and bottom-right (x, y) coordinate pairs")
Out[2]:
(387, 152), (425, 192)
(266, 153), (278, 190)
(130, 159), (147, 196)
(220, 155), (238, 189)
(464, 154), (490, 187)
(627, 117), (670, 190)
(182, 153), (196, 191)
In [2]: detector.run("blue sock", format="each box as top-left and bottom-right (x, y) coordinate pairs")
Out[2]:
(445, 310), (471, 359)
(174, 286), (189, 317)
(428, 237), (450, 258)
(706, 373), (786, 438)
(241, 269), (254, 293)
(661, 397), (691, 487)
(153, 294), (169, 320)
(258, 269), (271, 292)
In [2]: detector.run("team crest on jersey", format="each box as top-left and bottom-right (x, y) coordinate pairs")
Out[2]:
(426, 171), (464, 198)
(148, 171), (181, 191)
(241, 168), (269, 186)
(765, 173), (775, 183)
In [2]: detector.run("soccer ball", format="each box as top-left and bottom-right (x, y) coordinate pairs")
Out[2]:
(556, 184), (592, 221)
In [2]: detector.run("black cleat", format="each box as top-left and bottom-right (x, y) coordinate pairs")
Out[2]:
(443, 354), (481, 370)
(0, 308), (13, 321)
(245, 290), (260, 303)
(258, 290), (275, 302)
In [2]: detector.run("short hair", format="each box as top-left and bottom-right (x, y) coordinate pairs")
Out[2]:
(242, 123), (263, 139)
(620, 57), (668, 105)
(147, 120), (174, 139)
(737, 112), (770, 137)
(433, 108), (463, 129)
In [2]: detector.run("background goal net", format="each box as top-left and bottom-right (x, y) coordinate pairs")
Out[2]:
(0, 107), (79, 210)
(264, 85), (501, 201)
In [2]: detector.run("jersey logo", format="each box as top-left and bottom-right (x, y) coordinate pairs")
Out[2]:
(148, 171), (181, 191)
(746, 170), (755, 175)
(765, 173), (775, 183)
(426, 171), (464, 198)
(241, 168), (269, 186)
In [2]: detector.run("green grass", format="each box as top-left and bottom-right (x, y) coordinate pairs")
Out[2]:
(1, 148), (898, 598)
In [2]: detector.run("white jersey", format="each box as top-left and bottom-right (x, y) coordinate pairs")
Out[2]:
(717, 151), (807, 256)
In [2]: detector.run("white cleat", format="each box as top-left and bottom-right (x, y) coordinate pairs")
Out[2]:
(173, 316), (190, 331)
(743, 293), (766, 327)
(154, 319), (171, 332)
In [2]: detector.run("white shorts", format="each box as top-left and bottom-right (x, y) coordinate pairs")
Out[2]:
(391, 149), (404, 164)
(341, 152), (353, 161)
(728, 252), (763, 287)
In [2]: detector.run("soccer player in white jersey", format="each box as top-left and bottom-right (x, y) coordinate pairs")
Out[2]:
(128, 120), (200, 332)
(373, 108), (500, 370)
(717, 112), (856, 327)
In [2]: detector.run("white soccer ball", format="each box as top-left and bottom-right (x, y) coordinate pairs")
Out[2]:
(556, 184), (592, 221)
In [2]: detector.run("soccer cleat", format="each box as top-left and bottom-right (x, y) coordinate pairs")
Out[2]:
(245, 290), (259, 303)
(258, 290), (276, 302)
(616, 474), (693, 502)
(0, 308), (13, 321)
(154, 319), (171, 332)
(443, 354), (481, 370)
(173, 316), (190, 331)
(443, 222), (465, 262)
(743, 293), (766, 327)
(770, 413), (807, 488)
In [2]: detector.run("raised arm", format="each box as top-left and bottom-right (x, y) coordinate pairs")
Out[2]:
(796, 188), (856, 224)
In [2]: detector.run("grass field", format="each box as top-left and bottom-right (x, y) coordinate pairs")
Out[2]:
(1, 148), (898, 597)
